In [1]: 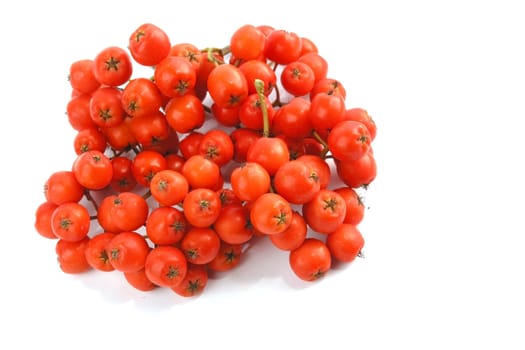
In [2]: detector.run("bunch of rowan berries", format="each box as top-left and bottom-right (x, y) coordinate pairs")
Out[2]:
(34, 23), (377, 298)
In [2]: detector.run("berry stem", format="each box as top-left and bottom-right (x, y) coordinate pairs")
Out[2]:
(254, 78), (270, 137)
(142, 190), (152, 200)
(110, 147), (126, 158)
(312, 130), (329, 158)
(221, 45), (231, 56)
(207, 48), (222, 66)
(84, 190), (98, 211)
(131, 144), (142, 155)
(272, 85), (283, 108)
(203, 46), (230, 66)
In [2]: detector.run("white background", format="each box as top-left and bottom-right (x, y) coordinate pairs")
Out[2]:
(1, 0), (524, 348)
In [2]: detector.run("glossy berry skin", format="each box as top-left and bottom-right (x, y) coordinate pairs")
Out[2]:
(72, 150), (113, 190)
(302, 189), (346, 235)
(51, 202), (90, 242)
(264, 29), (302, 64)
(44, 171), (84, 205)
(144, 246), (188, 288)
(154, 56), (196, 98)
(128, 23), (171, 66)
(289, 238), (331, 281)
(207, 64), (248, 109)
(328, 120), (371, 161)
(250, 193), (293, 235)
(92, 46), (133, 87)
(246, 137), (290, 176)
(230, 24), (266, 61)
(326, 224), (365, 263)
(55, 237), (92, 274)
(107, 231), (150, 273)
(171, 264), (208, 297)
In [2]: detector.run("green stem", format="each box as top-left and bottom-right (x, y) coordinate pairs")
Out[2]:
(221, 45), (231, 56)
(203, 46), (229, 66)
(254, 79), (270, 137)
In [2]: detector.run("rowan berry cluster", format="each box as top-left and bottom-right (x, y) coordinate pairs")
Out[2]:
(34, 23), (377, 298)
